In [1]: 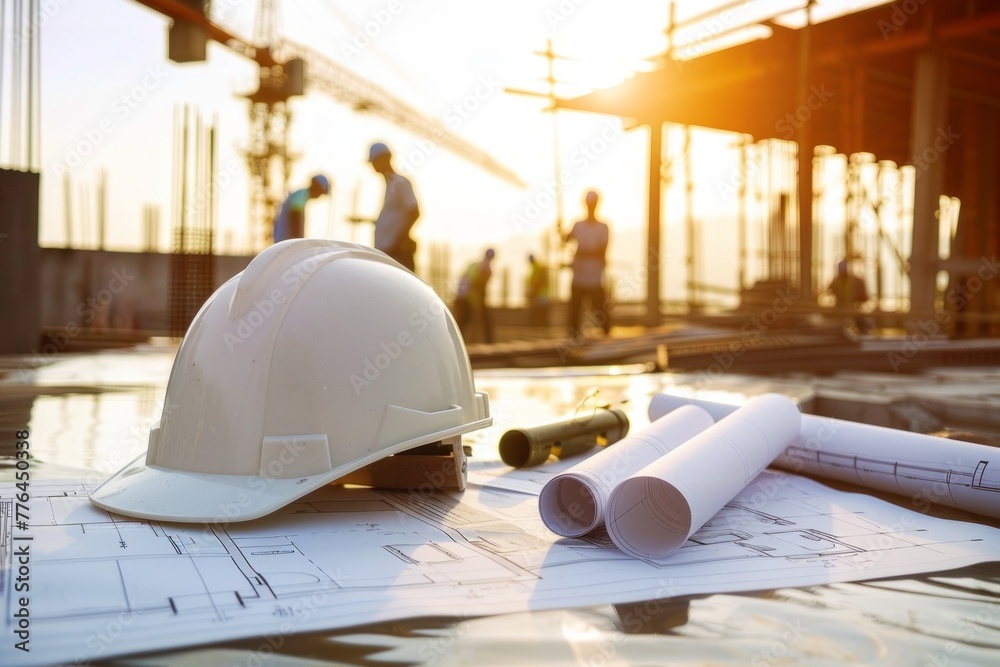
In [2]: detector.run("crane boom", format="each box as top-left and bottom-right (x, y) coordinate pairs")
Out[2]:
(133, 0), (524, 248)
(133, 0), (260, 60)
(134, 0), (523, 187)
(275, 39), (524, 188)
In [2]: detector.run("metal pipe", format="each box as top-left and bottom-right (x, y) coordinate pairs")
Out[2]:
(499, 408), (630, 468)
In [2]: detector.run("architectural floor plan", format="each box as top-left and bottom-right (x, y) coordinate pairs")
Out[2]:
(3, 469), (999, 665)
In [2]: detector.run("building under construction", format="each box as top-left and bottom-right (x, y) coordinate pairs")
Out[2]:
(555, 0), (1000, 336)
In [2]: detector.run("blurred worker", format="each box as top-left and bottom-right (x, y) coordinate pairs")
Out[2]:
(826, 258), (871, 333)
(366, 142), (420, 271)
(453, 248), (496, 344)
(564, 190), (612, 338)
(526, 253), (551, 327)
(272, 174), (330, 243)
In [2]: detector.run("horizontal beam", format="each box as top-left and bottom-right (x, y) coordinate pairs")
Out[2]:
(133, 0), (259, 60)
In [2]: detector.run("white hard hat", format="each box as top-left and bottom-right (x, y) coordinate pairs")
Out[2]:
(90, 239), (491, 523)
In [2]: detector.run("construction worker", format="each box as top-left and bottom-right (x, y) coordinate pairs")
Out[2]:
(526, 253), (551, 327)
(272, 174), (330, 243)
(564, 190), (612, 338)
(453, 248), (495, 344)
(826, 258), (871, 333)
(366, 142), (420, 271)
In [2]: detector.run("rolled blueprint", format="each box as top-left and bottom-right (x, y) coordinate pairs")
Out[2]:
(500, 408), (630, 468)
(538, 405), (715, 537)
(648, 393), (1000, 520)
(607, 394), (801, 559)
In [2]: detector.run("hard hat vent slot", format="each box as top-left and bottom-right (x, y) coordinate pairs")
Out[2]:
(474, 392), (490, 421)
(260, 434), (332, 479)
(375, 405), (464, 449)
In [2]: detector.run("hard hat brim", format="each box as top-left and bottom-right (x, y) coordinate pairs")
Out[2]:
(89, 414), (490, 524)
(88, 452), (335, 524)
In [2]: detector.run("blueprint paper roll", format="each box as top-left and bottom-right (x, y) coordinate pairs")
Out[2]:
(649, 393), (743, 423)
(607, 394), (801, 559)
(538, 405), (715, 537)
(649, 392), (1000, 520)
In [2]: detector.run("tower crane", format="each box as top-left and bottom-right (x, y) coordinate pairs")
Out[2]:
(135, 0), (524, 249)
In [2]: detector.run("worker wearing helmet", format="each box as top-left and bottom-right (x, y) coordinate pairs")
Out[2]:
(272, 174), (330, 244)
(526, 253), (551, 327)
(563, 189), (612, 338)
(452, 248), (496, 343)
(366, 142), (420, 271)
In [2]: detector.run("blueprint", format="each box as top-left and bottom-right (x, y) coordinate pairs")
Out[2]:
(3, 470), (1000, 666)
(649, 393), (1000, 519)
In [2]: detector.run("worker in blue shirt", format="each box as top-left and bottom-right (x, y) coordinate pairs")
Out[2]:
(272, 174), (330, 243)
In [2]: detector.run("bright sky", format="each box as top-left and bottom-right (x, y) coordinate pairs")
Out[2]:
(5, 0), (899, 305)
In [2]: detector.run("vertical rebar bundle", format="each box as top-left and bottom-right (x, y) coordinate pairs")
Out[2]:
(1, 0), (41, 170)
(169, 105), (217, 336)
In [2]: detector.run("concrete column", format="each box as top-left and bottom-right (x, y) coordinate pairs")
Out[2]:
(908, 48), (949, 320)
(796, 8), (814, 298)
(0, 169), (41, 354)
(646, 122), (663, 326)
(797, 143), (813, 298)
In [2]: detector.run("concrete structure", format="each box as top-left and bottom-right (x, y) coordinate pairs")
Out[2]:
(557, 0), (1000, 327)
(0, 169), (41, 354)
(37, 248), (251, 348)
